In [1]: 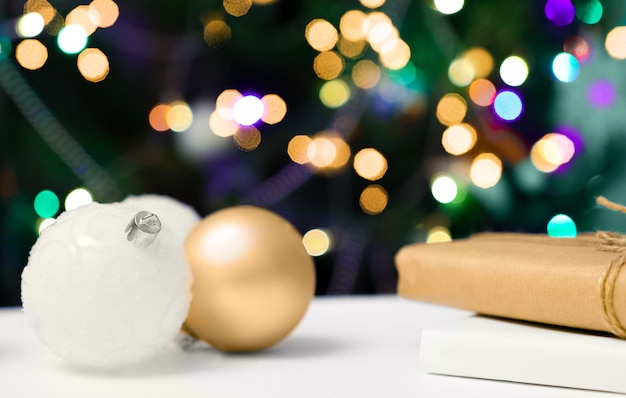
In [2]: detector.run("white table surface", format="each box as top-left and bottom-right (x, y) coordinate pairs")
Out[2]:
(0, 296), (619, 397)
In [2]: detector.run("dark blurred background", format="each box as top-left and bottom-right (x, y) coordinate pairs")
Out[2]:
(2, 0), (626, 306)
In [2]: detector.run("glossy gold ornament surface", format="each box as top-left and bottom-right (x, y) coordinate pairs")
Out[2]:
(184, 206), (315, 352)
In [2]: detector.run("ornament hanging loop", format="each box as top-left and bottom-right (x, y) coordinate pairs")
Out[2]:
(126, 211), (161, 247)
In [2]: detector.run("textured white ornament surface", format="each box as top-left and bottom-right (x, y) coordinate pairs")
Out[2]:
(123, 194), (201, 242)
(21, 202), (192, 368)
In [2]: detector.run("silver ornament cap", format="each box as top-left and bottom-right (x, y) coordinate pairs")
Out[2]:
(126, 211), (161, 247)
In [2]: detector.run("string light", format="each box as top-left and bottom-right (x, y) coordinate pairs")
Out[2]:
(352, 60), (381, 89)
(462, 47), (493, 78)
(77, 48), (109, 82)
(547, 214), (577, 238)
(493, 90), (523, 121)
(234, 126), (262, 151)
(57, 25), (88, 54)
(37, 218), (56, 234)
(441, 124), (477, 155)
(24, 0), (56, 26)
(209, 110), (239, 137)
(64, 188), (93, 211)
(470, 153), (502, 189)
(223, 0), (252, 17)
(436, 93), (467, 126)
(427, 226), (452, 243)
(448, 57), (474, 87)
(431, 174), (458, 204)
(552, 52), (579, 82)
(588, 80), (616, 108)
(314, 51), (345, 80)
(339, 10), (367, 41)
(576, 0), (602, 24)
(360, 0), (386, 9)
(469, 79), (496, 106)
(288, 135), (313, 164)
(305, 19), (338, 52)
(15, 39), (47, 70)
(89, 0), (119, 28)
(545, 0), (575, 26)
(233, 95), (264, 126)
(66, 5), (100, 36)
(605, 26), (626, 60)
(203, 19), (232, 48)
(563, 35), (590, 62)
(260, 94), (287, 125)
(167, 101), (193, 132)
(337, 36), (367, 59)
(149, 104), (170, 132)
(34, 189), (60, 218)
(434, 0), (465, 15)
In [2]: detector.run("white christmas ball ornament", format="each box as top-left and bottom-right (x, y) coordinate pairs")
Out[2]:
(21, 202), (192, 368)
(123, 194), (201, 241)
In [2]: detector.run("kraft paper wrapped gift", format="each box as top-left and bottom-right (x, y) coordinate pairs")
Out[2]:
(395, 232), (626, 337)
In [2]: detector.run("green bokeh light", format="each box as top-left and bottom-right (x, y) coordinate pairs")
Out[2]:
(576, 0), (602, 24)
(547, 214), (577, 238)
(34, 190), (60, 218)
(0, 37), (11, 61)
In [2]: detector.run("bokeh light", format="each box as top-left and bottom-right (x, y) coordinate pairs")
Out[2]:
(15, 39), (48, 70)
(552, 52), (579, 82)
(493, 90), (523, 121)
(216, 89), (243, 117)
(90, 0), (119, 28)
(305, 19), (339, 52)
(17, 12), (45, 38)
(64, 187), (93, 211)
(77, 48), (109, 82)
(499, 55), (529, 87)
(24, 0), (56, 25)
(37, 218), (57, 234)
(379, 38), (411, 70)
(469, 78), (496, 106)
(149, 104), (170, 132)
(448, 57), (474, 87)
(427, 226), (452, 243)
(352, 59), (381, 89)
(314, 51), (344, 80)
(260, 94), (287, 124)
(232, 95), (264, 126)
(302, 229), (333, 256)
(389, 62), (417, 85)
(354, 148), (387, 181)
(203, 20), (232, 48)
(234, 126), (262, 151)
(462, 47), (493, 78)
(359, 184), (388, 215)
(563, 35), (590, 62)
(470, 153), (502, 189)
(320, 79), (351, 108)
(209, 110), (240, 137)
(436, 93), (467, 126)
(338, 37), (367, 59)
(360, 0), (386, 8)
(167, 101), (194, 132)
(530, 133), (575, 173)
(434, 0), (464, 15)
(288, 135), (313, 164)
(587, 80), (616, 108)
(66, 5), (100, 36)
(363, 12), (393, 46)
(605, 26), (626, 60)
(339, 9), (367, 41)
(34, 189), (60, 218)
(441, 123), (477, 155)
(308, 136), (336, 168)
(57, 25), (89, 54)
(0, 37), (11, 62)
(325, 134), (351, 170)
(547, 214), (577, 238)
(545, 0), (575, 26)
(576, 0), (602, 24)
(223, 0), (252, 17)
(431, 174), (458, 204)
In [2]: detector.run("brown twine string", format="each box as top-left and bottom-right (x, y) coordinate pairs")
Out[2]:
(595, 196), (626, 338)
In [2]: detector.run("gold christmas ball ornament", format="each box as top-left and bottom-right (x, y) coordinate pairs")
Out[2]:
(184, 206), (316, 352)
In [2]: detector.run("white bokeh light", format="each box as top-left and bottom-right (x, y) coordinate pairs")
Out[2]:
(499, 56), (529, 87)
(232, 95), (265, 126)
(431, 175), (458, 204)
(57, 25), (88, 54)
(17, 12), (45, 38)
(64, 188), (93, 211)
(434, 0), (465, 15)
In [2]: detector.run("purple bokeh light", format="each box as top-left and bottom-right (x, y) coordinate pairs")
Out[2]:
(545, 0), (575, 26)
(587, 80), (616, 108)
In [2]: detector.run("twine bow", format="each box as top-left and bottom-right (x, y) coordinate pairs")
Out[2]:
(595, 196), (626, 338)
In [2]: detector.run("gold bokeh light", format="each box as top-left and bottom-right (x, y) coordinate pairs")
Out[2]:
(209, 110), (239, 137)
(338, 36), (367, 59)
(354, 148), (387, 180)
(470, 153), (502, 188)
(360, 0), (386, 8)
(204, 20), (232, 48)
(261, 94), (287, 124)
(469, 78), (496, 106)
(288, 135), (313, 164)
(308, 136), (337, 168)
(339, 9), (367, 41)
(89, 0), (119, 28)
(605, 26), (626, 60)
(462, 47), (494, 79)
(167, 101), (193, 132)
(313, 51), (344, 80)
(77, 48), (109, 82)
(223, 0), (252, 17)
(24, 0), (56, 25)
(359, 184), (388, 215)
(305, 19), (339, 52)
(319, 79), (351, 108)
(436, 93), (467, 126)
(66, 5), (100, 36)
(441, 123), (477, 156)
(379, 38), (411, 70)
(302, 229), (332, 256)
(352, 59), (381, 89)
(16, 39), (48, 70)
(234, 126), (262, 151)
